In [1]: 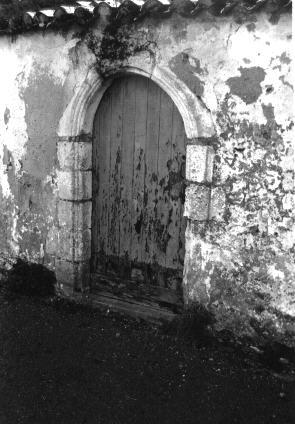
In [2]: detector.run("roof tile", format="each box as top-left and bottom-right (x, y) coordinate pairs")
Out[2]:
(0, 0), (292, 34)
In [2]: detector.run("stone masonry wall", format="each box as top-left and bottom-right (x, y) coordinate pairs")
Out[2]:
(0, 8), (293, 344)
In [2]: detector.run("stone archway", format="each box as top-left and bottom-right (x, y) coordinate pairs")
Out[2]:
(58, 64), (215, 139)
(55, 62), (216, 300)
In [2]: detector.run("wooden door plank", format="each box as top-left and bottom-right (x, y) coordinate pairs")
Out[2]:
(108, 79), (124, 268)
(119, 77), (136, 269)
(99, 94), (112, 258)
(176, 107), (187, 268)
(92, 89), (112, 271)
(155, 89), (174, 274)
(92, 105), (99, 270)
(174, 103), (186, 269)
(130, 76), (149, 266)
(165, 103), (186, 271)
(141, 79), (161, 273)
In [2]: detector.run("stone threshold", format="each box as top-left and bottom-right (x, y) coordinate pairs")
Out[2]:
(56, 273), (183, 323)
(89, 288), (178, 323)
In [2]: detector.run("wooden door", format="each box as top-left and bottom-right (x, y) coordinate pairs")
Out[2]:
(91, 75), (186, 311)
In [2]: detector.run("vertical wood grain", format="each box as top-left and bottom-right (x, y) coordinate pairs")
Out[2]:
(142, 79), (161, 266)
(131, 76), (148, 264)
(92, 75), (186, 287)
(166, 103), (186, 270)
(156, 89), (174, 270)
(119, 77), (136, 260)
(108, 79), (124, 260)
(92, 89), (111, 270)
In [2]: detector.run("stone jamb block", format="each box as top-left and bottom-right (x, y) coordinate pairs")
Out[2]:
(57, 228), (91, 262)
(184, 184), (211, 221)
(46, 226), (59, 256)
(57, 170), (92, 201)
(209, 187), (226, 221)
(186, 144), (215, 183)
(57, 141), (92, 171)
(55, 258), (90, 293)
(58, 199), (92, 231)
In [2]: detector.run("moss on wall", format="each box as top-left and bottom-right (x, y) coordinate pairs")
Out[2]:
(84, 20), (158, 77)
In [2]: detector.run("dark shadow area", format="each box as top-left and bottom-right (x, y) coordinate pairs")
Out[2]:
(162, 304), (295, 373)
(2, 258), (56, 297)
(0, 289), (295, 424)
(168, 303), (216, 346)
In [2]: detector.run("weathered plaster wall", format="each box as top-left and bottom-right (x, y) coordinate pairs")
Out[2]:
(0, 33), (76, 267)
(168, 13), (294, 344)
(163, 12), (293, 344)
(0, 9), (293, 344)
(168, 12), (293, 344)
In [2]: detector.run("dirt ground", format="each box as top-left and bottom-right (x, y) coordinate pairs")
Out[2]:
(0, 289), (294, 424)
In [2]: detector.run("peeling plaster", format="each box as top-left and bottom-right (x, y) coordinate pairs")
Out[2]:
(261, 103), (275, 122)
(14, 33), (77, 86)
(279, 52), (291, 65)
(22, 68), (63, 178)
(3, 107), (10, 127)
(169, 52), (205, 97)
(246, 23), (256, 32)
(0, 11), (293, 345)
(0, 35), (67, 262)
(226, 67), (266, 104)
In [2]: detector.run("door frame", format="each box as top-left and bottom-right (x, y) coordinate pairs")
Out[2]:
(56, 61), (216, 301)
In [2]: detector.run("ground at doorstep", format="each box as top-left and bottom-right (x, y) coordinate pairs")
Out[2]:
(0, 289), (294, 424)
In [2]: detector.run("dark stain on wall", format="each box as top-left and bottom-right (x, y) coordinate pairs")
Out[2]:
(226, 66), (266, 104)
(265, 85), (274, 94)
(279, 75), (293, 90)
(268, 5), (290, 26)
(4, 107), (10, 127)
(270, 51), (291, 70)
(15, 173), (57, 257)
(169, 52), (205, 97)
(246, 22), (256, 32)
(262, 103), (275, 123)
(2, 145), (12, 168)
(279, 51), (291, 64)
(170, 14), (188, 43)
(22, 71), (63, 179)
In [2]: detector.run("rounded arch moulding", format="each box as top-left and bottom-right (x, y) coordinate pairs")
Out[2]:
(58, 64), (216, 140)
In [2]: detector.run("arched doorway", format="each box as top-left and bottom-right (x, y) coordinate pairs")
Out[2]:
(91, 75), (187, 313)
